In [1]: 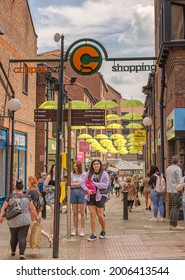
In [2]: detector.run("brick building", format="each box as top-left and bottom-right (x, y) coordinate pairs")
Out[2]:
(0, 0), (37, 195)
(143, 0), (185, 218)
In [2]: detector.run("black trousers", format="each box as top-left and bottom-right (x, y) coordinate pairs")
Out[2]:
(9, 225), (30, 255)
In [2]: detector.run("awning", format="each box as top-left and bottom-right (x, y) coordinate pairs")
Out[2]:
(107, 166), (119, 173)
(107, 159), (142, 171)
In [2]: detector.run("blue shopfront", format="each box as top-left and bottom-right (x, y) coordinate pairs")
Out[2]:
(0, 129), (8, 197)
(14, 132), (27, 185)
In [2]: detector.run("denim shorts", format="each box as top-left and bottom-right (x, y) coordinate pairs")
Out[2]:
(70, 188), (86, 204)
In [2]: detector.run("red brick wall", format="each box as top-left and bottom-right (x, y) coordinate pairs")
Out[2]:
(0, 0), (37, 187)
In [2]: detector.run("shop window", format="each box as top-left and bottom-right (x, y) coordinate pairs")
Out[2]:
(171, 2), (185, 40)
(22, 63), (28, 94)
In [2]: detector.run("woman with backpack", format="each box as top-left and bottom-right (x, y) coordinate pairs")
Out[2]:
(148, 166), (166, 222)
(0, 180), (38, 260)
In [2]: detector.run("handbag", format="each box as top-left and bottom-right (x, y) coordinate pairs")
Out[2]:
(100, 188), (108, 194)
(178, 195), (183, 206)
(5, 196), (22, 220)
(84, 179), (96, 194)
(29, 219), (42, 249)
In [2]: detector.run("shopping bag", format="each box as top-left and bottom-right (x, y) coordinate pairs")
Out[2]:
(29, 219), (42, 249)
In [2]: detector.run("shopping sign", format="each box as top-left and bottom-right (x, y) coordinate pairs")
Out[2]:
(79, 141), (90, 153)
(134, 130), (146, 143)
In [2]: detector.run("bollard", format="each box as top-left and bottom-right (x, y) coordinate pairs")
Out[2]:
(123, 191), (128, 220)
(41, 192), (46, 219)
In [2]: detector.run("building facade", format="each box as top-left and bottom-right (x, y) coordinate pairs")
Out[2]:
(0, 0), (37, 195)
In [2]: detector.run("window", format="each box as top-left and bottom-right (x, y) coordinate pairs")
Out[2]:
(171, 2), (185, 40)
(22, 63), (28, 94)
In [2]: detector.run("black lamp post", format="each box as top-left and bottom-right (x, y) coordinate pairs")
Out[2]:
(7, 97), (21, 193)
(53, 33), (64, 258)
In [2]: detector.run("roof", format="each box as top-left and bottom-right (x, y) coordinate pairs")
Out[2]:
(107, 159), (142, 171)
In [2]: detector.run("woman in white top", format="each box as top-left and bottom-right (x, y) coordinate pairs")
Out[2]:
(70, 160), (86, 237)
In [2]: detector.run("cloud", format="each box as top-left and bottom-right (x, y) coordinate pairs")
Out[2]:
(29, 0), (154, 100)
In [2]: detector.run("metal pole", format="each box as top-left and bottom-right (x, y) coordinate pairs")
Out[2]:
(67, 101), (71, 239)
(123, 191), (128, 220)
(10, 111), (14, 194)
(53, 34), (64, 258)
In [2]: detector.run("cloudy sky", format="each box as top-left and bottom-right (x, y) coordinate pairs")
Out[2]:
(28, 0), (154, 101)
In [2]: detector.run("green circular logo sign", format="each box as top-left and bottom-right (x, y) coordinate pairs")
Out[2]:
(70, 44), (102, 76)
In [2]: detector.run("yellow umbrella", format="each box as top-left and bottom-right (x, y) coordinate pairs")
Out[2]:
(71, 126), (86, 129)
(39, 101), (57, 109)
(93, 100), (118, 109)
(107, 123), (123, 129)
(120, 99), (144, 107)
(122, 113), (142, 120)
(110, 134), (124, 139)
(114, 139), (127, 146)
(126, 123), (143, 129)
(126, 133), (135, 139)
(88, 126), (105, 129)
(78, 134), (92, 139)
(66, 100), (90, 109)
(118, 149), (129, 155)
(85, 138), (97, 143)
(106, 114), (121, 121)
(94, 134), (108, 139)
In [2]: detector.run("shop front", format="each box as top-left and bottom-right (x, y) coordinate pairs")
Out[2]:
(14, 132), (27, 186)
(0, 129), (8, 197)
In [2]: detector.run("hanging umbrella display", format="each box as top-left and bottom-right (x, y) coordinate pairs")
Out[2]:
(126, 123), (143, 129)
(93, 100), (119, 109)
(66, 100), (90, 109)
(39, 101), (57, 109)
(122, 113), (142, 121)
(106, 114), (121, 121)
(107, 123), (123, 129)
(120, 99), (144, 107)
(78, 134), (92, 139)
(94, 134), (108, 139)
(110, 134), (124, 140)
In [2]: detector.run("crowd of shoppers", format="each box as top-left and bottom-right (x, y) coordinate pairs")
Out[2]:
(1, 154), (185, 260)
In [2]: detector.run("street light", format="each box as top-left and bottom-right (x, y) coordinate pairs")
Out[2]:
(143, 116), (156, 167)
(53, 33), (64, 258)
(7, 97), (21, 193)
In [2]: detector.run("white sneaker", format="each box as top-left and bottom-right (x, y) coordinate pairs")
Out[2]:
(175, 225), (185, 230)
(150, 217), (157, 221)
(160, 217), (164, 222)
(71, 231), (77, 236)
(79, 231), (85, 237)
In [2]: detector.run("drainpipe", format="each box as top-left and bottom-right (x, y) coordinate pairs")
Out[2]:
(160, 65), (165, 175)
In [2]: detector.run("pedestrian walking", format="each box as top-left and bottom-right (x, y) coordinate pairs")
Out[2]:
(166, 155), (184, 230)
(148, 166), (166, 222)
(143, 170), (152, 210)
(26, 176), (50, 245)
(70, 160), (86, 237)
(0, 179), (38, 260)
(121, 176), (136, 212)
(81, 159), (109, 241)
(43, 163), (56, 245)
(113, 175), (120, 197)
(176, 176), (185, 221)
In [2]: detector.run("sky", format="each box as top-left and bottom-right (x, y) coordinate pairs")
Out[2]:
(28, 0), (154, 102)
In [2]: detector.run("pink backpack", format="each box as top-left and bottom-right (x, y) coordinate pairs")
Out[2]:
(154, 174), (166, 193)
